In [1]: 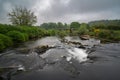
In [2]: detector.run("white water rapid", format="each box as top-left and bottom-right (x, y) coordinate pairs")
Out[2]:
(67, 48), (88, 62)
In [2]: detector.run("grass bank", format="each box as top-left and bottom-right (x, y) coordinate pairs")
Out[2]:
(0, 24), (69, 52)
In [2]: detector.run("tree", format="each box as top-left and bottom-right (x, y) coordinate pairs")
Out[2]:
(48, 22), (57, 29)
(70, 22), (80, 29)
(64, 23), (69, 29)
(78, 23), (89, 35)
(57, 22), (64, 28)
(40, 23), (49, 29)
(8, 7), (37, 26)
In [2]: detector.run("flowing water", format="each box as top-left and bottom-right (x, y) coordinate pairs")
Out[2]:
(0, 36), (120, 80)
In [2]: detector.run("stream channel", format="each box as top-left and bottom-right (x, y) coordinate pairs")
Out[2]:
(0, 36), (120, 80)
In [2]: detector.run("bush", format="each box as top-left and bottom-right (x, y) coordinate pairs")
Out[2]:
(0, 34), (13, 48)
(6, 31), (26, 43)
(57, 31), (67, 38)
(46, 30), (57, 36)
(96, 30), (120, 42)
(98, 30), (110, 38)
(22, 33), (29, 41)
(18, 26), (42, 39)
(0, 39), (5, 51)
(37, 28), (47, 37)
(89, 32), (96, 36)
(111, 31), (120, 41)
(0, 24), (18, 33)
(78, 24), (89, 35)
(0, 24), (47, 39)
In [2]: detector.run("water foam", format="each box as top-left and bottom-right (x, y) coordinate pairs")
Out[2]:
(67, 48), (88, 63)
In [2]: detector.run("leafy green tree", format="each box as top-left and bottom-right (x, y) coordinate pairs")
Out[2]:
(70, 22), (80, 29)
(89, 20), (120, 30)
(64, 23), (69, 28)
(40, 23), (49, 29)
(48, 23), (57, 29)
(78, 23), (89, 35)
(8, 7), (37, 26)
(40, 22), (70, 30)
(57, 22), (64, 28)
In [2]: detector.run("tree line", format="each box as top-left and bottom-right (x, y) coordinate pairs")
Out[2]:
(8, 6), (120, 31)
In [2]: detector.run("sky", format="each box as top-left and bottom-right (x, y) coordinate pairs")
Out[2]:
(0, 0), (120, 25)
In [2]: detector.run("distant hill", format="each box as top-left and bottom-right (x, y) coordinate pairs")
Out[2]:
(89, 20), (120, 26)
(88, 20), (120, 30)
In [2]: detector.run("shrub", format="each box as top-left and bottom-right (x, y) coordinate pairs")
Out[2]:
(97, 30), (120, 41)
(22, 33), (29, 41)
(37, 28), (46, 37)
(89, 32), (96, 36)
(0, 24), (18, 33)
(18, 26), (41, 39)
(0, 24), (47, 40)
(47, 30), (57, 36)
(6, 31), (26, 43)
(0, 39), (5, 51)
(78, 24), (89, 35)
(0, 26), (8, 33)
(111, 31), (120, 41)
(0, 34), (13, 48)
(98, 30), (110, 38)
(57, 31), (67, 38)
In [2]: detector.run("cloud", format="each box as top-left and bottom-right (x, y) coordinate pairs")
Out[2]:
(0, 0), (120, 24)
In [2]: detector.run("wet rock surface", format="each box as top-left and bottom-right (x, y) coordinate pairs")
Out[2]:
(34, 45), (54, 54)
(0, 37), (120, 80)
(79, 35), (90, 40)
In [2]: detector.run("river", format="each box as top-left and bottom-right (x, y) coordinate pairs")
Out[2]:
(0, 36), (120, 80)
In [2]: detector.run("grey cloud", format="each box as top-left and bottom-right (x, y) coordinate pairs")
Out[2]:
(0, 0), (120, 24)
(68, 0), (120, 13)
(38, 0), (120, 23)
(41, 0), (120, 17)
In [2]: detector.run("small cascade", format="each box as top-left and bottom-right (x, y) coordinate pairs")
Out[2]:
(67, 48), (88, 62)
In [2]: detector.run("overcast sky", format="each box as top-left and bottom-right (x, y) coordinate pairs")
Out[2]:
(0, 0), (120, 25)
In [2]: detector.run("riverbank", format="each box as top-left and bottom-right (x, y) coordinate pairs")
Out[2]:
(0, 23), (120, 52)
(0, 24), (68, 52)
